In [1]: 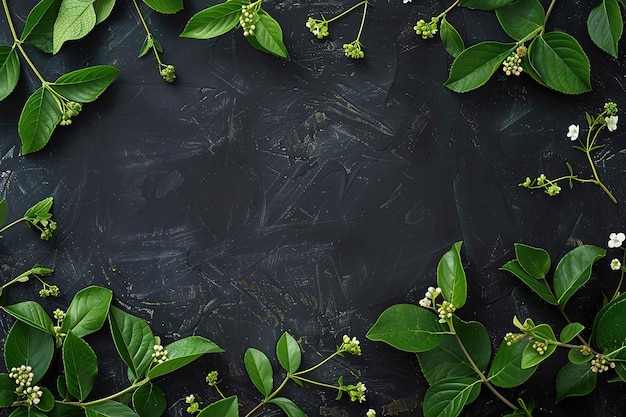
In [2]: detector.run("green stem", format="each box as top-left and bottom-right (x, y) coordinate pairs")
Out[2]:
(243, 376), (290, 417)
(584, 150), (617, 203)
(293, 351), (342, 376)
(1, 269), (33, 290)
(354, 1), (368, 42)
(441, 0), (461, 16)
(68, 378), (149, 406)
(324, 1), (368, 24)
(131, 0), (165, 67)
(0, 217), (26, 235)
(290, 375), (342, 391)
(543, 0), (558, 28)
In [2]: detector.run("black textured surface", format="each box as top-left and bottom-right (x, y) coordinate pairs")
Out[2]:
(1, 0), (626, 416)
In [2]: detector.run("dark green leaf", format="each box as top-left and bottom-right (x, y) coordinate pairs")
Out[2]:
(108, 306), (154, 381)
(459, 0), (513, 9)
(0, 200), (7, 227)
(560, 322), (584, 343)
(267, 397), (306, 417)
(0, 46), (20, 101)
(520, 324), (557, 368)
(51, 65), (119, 103)
(94, 0), (116, 24)
(495, 0), (545, 41)
(61, 286), (113, 337)
(437, 241), (467, 308)
(553, 245), (605, 308)
(520, 54), (547, 86)
(366, 304), (447, 352)
(48, 402), (85, 417)
(153, 39), (163, 53)
(9, 408), (47, 417)
(445, 41), (516, 92)
(528, 32), (591, 94)
(138, 37), (152, 58)
(180, 1), (245, 38)
(500, 260), (558, 304)
(132, 382), (166, 417)
(63, 331), (97, 401)
(587, 0), (623, 57)
(84, 400), (139, 417)
(249, 10), (290, 60)
(514, 243), (551, 279)
(18, 87), (62, 155)
(142, 0), (183, 14)
(488, 338), (536, 388)
(276, 332), (301, 374)
(21, 0), (63, 52)
(440, 17), (464, 58)
(4, 321), (54, 384)
(197, 396), (239, 417)
(56, 375), (69, 400)
(244, 348), (273, 398)
(3, 301), (55, 334)
(0, 373), (17, 407)
(555, 363), (597, 402)
(147, 336), (223, 379)
(34, 387), (55, 412)
(595, 294), (626, 352)
(423, 377), (482, 417)
(52, 0), (97, 54)
(568, 347), (593, 364)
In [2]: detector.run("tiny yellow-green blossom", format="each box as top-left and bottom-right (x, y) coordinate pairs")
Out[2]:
(366, 409), (377, 417)
(611, 258), (622, 271)
(340, 335), (362, 355)
(413, 17), (438, 39)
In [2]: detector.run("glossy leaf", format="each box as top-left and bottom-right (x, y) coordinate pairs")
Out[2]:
(250, 10), (290, 60)
(180, 1), (245, 39)
(488, 338), (536, 388)
(595, 294), (626, 352)
(63, 331), (98, 401)
(276, 332), (301, 374)
(21, 0), (63, 52)
(267, 397), (306, 417)
(440, 17), (464, 58)
(423, 377), (482, 417)
(553, 245), (605, 308)
(84, 400), (139, 417)
(514, 243), (551, 279)
(51, 65), (119, 103)
(0, 373), (17, 407)
(34, 387), (55, 412)
(138, 37), (151, 57)
(0, 200), (7, 227)
(132, 382), (166, 417)
(24, 197), (53, 221)
(560, 322), (584, 343)
(94, 0), (116, 24)
(459, 0), (512, 9)
(366, 304), (447, 352)
(61, 286), (112, 337)
(147, 336), (223, 379)
(3, 301), (55, 334)
(0, 46), (20, 101)
(437, 241), (466, 308)
(9, 408), (46, 417)
(568, 348), (593, 364)
(520, 324), (556, 368)
(500, 260), (557, 304)
(197, 396), (239, 417)
(48, 402), (85, 417)
(18, 87), (63, 155)
(587, 0), (623, 58)
(4, 321), (54, 384)
(555, 363), (597, 402)
(528, 32), (591, 94)
(108, 306), (154, 381)
(445, 42), (516, 92)
(52, 0), (97, 54)
(495, 0), (544, 41)
(142, 0), (183, 14)
(244, 348), (273, 398)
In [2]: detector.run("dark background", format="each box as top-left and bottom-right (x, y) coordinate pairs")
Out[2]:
(1, 0), (626, 416)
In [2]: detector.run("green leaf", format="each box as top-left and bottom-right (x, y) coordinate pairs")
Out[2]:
(142, 0), (183, 14)
(445, 41), (516, 92)
(553, 245), (605, 308)
(528, 32), (591, 94)
(417, 318), (491, 384)
(147, 336), (223, 379)
(51, 65), (119, 103)
(595, 294), (626, 352)
(267, 398), (306, 417)
(514, 243), (551, 279)
(249, 10), (290, 60)
(52, 0), (97, 54)
(197, 396), (239, 417)
(488, 338), (536, 388)
(459, 0), (513, 9)
(244, 348), (273, 398)
(437, 241), (466, 308)
(276, 332), (301, 374)
(24, 197), (54, 221)
(48, 402), (85, 417)
(18, 87), (63, 155)
(63, 331), (97, 401)
(93, 0), (116, 24)
(0, 46), (20, 102)
(34, 387), (55, 412)
(568, 347), (593, 364)
(0, 373), (17, 407)
(495, 0), (544, 41)
(61, 286), (113, 337)
(366, 304), (447, 352)
(84, 400), (140, 417)
(555, 363), (597, 402)
(520, 324), (557, 368)
(560, 322), (584, 343)
(440, 17), (465, 58)
(9, 408), (47, 417)
(108, 306), (154, 381)
(0, 200), (7, 227)
(3, 301), (55, 334)
(132, 382), (166, 417)
(4, 321), (54, 384)
(423, 377), (482, 417)
(21, 0), (63, 52)
(180, 1), (245, 38)
(587, 0), (623, 57)
(138, 37), (152, 58)
(500, 260), (558, 304)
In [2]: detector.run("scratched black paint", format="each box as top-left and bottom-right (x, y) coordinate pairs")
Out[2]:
(0, 0), (625, 416)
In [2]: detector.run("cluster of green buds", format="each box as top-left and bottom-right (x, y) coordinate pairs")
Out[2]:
(240, 2), (260, 37)
(343, 40), (364, 59)
(339, 335), (362, 355)
(39, 283), (60, 298)
(151, 344), (168, 364)
(185, 394), (200, 414)
(36, 218), (57, 241)
(502, 47), (525, 77)
(520, 174), (561, 196)
(160, 64), (176, 83)
(344, 381), (367, 403)
(60, 101), (82, 126)
(413, 17), (439, 39)
(504, 332), (525, 346)
(53, 308), (67, 347)
(591, 354), (616, 373)
(9, 365), (34, 390)
(532, 340), (547, 355)
(437, 300), (456, 324)
(205, 370), (219, 386)
(306, 17), (330, 39)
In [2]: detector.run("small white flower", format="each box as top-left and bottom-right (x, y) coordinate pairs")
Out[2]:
(606, 115), (619, 132)
(419, 298), (432, 308)
(306, 21), (310, 28)
(611, 258), (622, 271)
(608, 232), (626, 248)
(403, 0), (412, 3)
(366, 410), (377, 417)
(567, 124), (579, 141)
(185, 395), (195, 404)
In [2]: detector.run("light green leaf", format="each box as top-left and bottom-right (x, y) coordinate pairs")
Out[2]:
(147, 336), (223, 379)
(0, 200), (7, 227)
(440, 17), (465, 58)
(4, 321), (54, 384)
(514, 243), (551, 279)
(459, 0), (513, 10)
(63, 331), (97, 401)
(276, 332), (301, 374)
(108, 306), (154, 381)
(21, 0), (63, 52)
(0, 373), (17, 407)
(501, 260), (558, 305)
(568, 347), (593, 364)
(520, 324), (557, 368)
(0, 46), (20, 101)
(180, 0), (245, 39)
(142, 0), (183, 14)
(18, 87), (63, 155)
(132, 382), (166, 417)
(437, 241), (466, 308)
(488, 338), (536, 388)
(495, 0), (545, 41)
(423, 377), (482, 417)
(52, 0), (97, 54)
(560, 322), (585, 343)
(3, 301), (55, 334)
(51, 65), (119, 103)
(267, 397), (306, 417)
(138, 37), (152, 57)
(94, 0), (116, 24)
(197, 396), (239, 417)
(366, 304), (447, 352)
(24, 197), (53, 222)
(555, 363), (597, 402)
(528, 32), (591, 94)
(244, 348), (273, 398)
(587, 0), (623, 58)
(84, 400), (139, 417)
(553, 245), (605, 308)
(249, 10), (290, 60)
(61, 286), (113, 337)
(445, 41), (516, 92)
